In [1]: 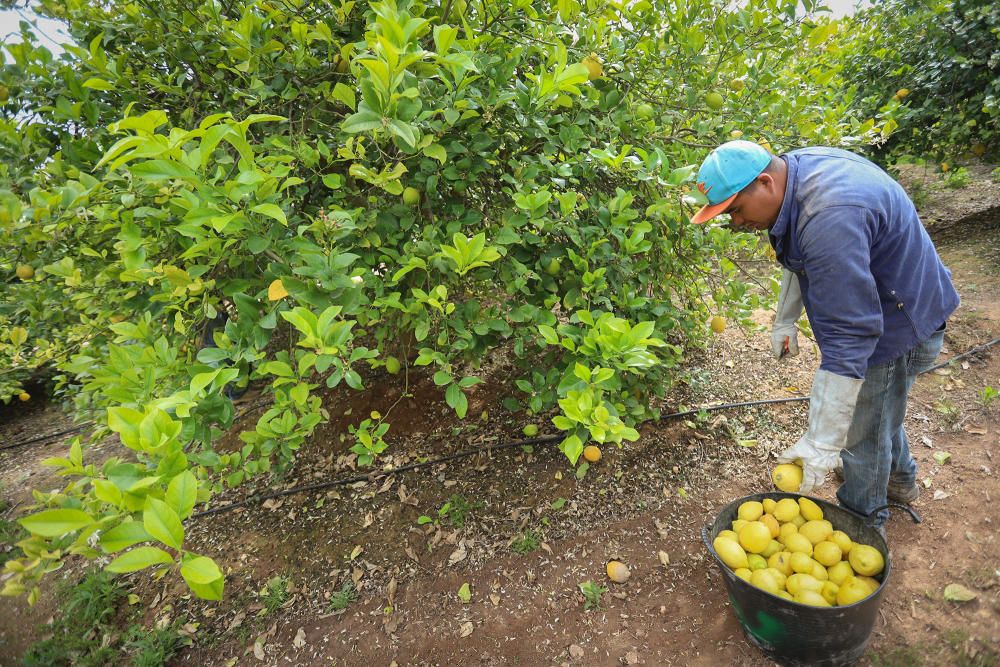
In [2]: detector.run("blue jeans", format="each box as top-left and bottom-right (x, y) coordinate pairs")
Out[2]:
(836, 328), (945, 527)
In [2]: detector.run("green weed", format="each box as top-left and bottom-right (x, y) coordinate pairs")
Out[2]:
(123, 622), (185, 667)
(260, 575), (291, 615)
(511, 529), (541, 555)
(328, 581), (357, 612)
(578, 581), (608, 610)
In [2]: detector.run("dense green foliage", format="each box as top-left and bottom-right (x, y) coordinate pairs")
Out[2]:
(833, 0), (999, 159)
(1, 0), (885, 601)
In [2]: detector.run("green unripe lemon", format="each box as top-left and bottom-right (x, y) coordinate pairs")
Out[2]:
(385, 356), (401, 374)
(522, 424), (539, 437)
(636, 103), (655, 119)
(402, 187), (421, 206)
(705, 91), (725, 110)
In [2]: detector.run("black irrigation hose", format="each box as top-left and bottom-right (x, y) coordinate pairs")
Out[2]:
(190, 335), (1000, 520)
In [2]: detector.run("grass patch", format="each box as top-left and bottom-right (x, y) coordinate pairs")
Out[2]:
(328, 581), (357, 612)
(511, 529), (541, 555)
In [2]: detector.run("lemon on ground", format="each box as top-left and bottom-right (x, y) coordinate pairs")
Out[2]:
(768, 551), (793, 576)
(385, 356), (401, 374)
(750, 569), (781, 595)
(829, 530), (853, 555)
(772, 464), (803, 493)
(814, 541), (843, 567)
(606, 560), (631, 583)
(800, 520), (833, 545)
(738, 501), (764, 522)
(786, 573), (823, 596)
(798, 497), (824, 521)
(15, 264), (34, 280)
(705, 91), (725, 109)
(717, 529), (739, 542)
(774, 498), (800, 523)
(735, 567), (752, 582)
(710, 315), (726, 333)
(760, 514), (780, 538)
(783, 533), (813, 556)
(747, 554), (767, 571)
(796, 590), (831, 607)
(402, 186), (422, 206)
(18, 391), (30, 402)
(714, 536), (749, 570)
(762, 498), (777, 514)
(522, 424), (539, 437)
(827, 561), (854, 586)
(778, 522), (799, 541)
(836, 576), (872, 605)
(739, 522), (772, 554)
(583, 445), (602, 463)
(848, 544), (885, 577)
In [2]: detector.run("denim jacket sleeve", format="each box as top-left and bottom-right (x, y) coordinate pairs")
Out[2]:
(798, 205), (884, 379)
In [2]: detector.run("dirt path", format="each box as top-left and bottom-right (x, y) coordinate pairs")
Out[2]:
(1, 164), (998, 666)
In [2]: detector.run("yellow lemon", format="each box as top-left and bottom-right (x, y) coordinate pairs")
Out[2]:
(734, 567), (752, 582)
(771, 464), (803, 492)
(848, 544), (885, 577)
(759, 514), (780, 539)
(895, 88), (910, 99)
(798, 497), (824, 521)
(856, 576), (881, 594)
(941, 162), (949, 172)
(583, 445), (602, 463)
(813, 541), (843, 567)
(829, 530), (853, 555)
(799, 520), (833, 545)
(606, 560), (631, 583)
(776, 590), (794, 601)
(761, 540), (782, 558)
(739, 522), (773, 554)
(758, 139), (772, 153)
(791, 514), (806, 528)
(717, 530), (739, 542)
(738, 501), (764, 522)
(750, 569), (781, 595)
(15, 264), (34, 280)
(836, 576), (872, 605)
(790, 552), (815, 574)
(827, 560), (854, 586)
(783, 533), (813, 556)
(762, 498), (777, 514)
(582, 54), (603, 80)
(731, 519), (748, 533)
(779, 522), (799, 542)
(768, 551), (794, 577)
(795, 590), (831, 607)
(821, 581), (840, 605)
(18, 391), (30, 402)
(774, 498), (800, 523)
(713, 536), (749, 570)
(786, 573), (823, 596)
(730, 129), (744, 139)
(810, 562), (829, 581)
(764, 567), (787, 590)
(747, 554), (767, 571)
(710, 315), (726, 334)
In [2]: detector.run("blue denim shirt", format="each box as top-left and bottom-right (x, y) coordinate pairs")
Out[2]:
(769, 148), (959, 379)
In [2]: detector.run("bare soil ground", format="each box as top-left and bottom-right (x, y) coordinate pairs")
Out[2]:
(1, 163), (998, 666)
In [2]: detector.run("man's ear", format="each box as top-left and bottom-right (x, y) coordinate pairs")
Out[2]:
(757, 172), (774, 189)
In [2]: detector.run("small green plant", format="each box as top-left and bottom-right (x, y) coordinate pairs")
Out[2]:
(417, 494), (482, 528)
(349, 412), (391, 466)
(259, 575), (291, 615)
(979, 385), (997, 408)
(578, 581), (608, 610)
(123, 622), (185, 667)
(869, 644), (925, 667)
(991, 166), (1000, 183)
(511, 529), (541, 555)
(943, 166), (971, 189)
(328, 581), (357, 612)
(934, 399), (961, 426)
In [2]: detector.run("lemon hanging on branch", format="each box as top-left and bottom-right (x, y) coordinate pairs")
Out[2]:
(710, 316), (726, 334)
(581, 54), (603, 80)
(705, 91), (725, 110)
(15, 264), (34, 280)
(402, 186), (421, 206)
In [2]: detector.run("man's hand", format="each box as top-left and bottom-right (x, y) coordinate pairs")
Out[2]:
(772, 268), (803, 360)
(777, 439), (840, 494)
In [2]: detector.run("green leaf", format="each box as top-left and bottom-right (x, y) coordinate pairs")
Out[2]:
(19, 509), (93, 538)
(423, 143), (447, 164)
(332, 83), (356, 110)
(82, 77), (115, 91)
(100, 521), (153, 553)
(143, 497), (184, 550)
(943, 583), (977, 602)
(251, 203), (287, 226)
(342, 109), (383, 133)
(166, 471), (198, 520)
(106, 546), (174, 573)
(457, 582), (472, 603)
(180, 555), (223, 584)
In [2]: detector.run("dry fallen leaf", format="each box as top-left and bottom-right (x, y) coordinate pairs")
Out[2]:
(943, 583), (977, 602)
(658, 551), (670, 567)
(292, 627), (306, 649)
(253, 641), (265, 660)
(625, 650), (640, 665)
(448, 544), (468, 566)
(933, 489), (951, 500)
(459, 621), (474, 637)
(569, 644), (585, 659)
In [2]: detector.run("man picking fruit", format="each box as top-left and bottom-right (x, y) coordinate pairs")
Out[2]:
(690, 140), (959, 535)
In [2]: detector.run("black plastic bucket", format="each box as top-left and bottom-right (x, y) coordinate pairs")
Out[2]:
(703, 492), (891, 667)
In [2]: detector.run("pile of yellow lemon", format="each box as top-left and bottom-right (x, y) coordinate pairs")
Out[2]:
(712, 496), (885, 607)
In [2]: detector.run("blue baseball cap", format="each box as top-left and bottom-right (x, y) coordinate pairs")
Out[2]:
(690, 140), (772, 224)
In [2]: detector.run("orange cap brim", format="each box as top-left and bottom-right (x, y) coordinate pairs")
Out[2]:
(690, 193), (737, 225)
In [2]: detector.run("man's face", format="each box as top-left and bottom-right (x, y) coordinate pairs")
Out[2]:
(722, 176), (780, 231)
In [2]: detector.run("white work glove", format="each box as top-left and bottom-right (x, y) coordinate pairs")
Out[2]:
(771, 269), (803, 359)
(777, 369), (863, 494)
